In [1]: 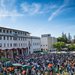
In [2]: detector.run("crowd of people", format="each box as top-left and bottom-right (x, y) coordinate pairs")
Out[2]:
(0, 53), (75, 75)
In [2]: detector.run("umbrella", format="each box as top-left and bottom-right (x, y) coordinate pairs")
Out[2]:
(12, 63), (22, 67)
(48, 64), (53, 68)
(7, 67), (14, 72)
(22, 65), (32, 70)
(28, 58), (35, 62)
(0, 58), (10, 62)
(4, 61), (12, 67)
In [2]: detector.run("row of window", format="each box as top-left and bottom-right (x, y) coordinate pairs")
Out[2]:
(0, 43), (27, 47)
(0, 29), (28, 36)
(41, 49), (48, 50)
(41, 45), (47, 46)
(33, 43), (40, 45)
(33, 48), (40, 51)
(0, 36), (27, 41)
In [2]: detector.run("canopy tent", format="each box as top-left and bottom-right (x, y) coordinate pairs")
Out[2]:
(12, 63), (22, 67)
(33, 50), (43, 53)
(4, 61), (12, 67)
(22, 65), (32, 70)
(0, 57), (10, 62)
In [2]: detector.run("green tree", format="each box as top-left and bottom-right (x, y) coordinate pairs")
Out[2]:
(67, 44), (75, 51)
(57, 37), (68, 43)
(67, 33), (72, 43)
(0, 51), (4, 58)
(57, 33), (69, 43)
(53, 42), (65, 51)
(73, 35), (75, 43)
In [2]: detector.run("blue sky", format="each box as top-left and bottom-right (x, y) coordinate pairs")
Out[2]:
(0, 0), (75, 37)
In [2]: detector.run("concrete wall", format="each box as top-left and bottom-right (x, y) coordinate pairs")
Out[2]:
(41, 37), (48, 50)
(0, 27), (41, 54)
(41, 34), (57, 50)
(28, 37), (41, 53)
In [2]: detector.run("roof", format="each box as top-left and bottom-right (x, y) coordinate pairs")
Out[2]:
(29, 36), (40, 39)
(0, 26), (30, 34)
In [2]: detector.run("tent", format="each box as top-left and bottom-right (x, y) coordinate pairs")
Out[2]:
(4, 61), (12, 67)
(12, 63), (22, 67)
(22, 65), (32, 70)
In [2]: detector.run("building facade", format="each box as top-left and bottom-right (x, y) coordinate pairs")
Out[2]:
(29, 36), (41, 53)
(0, 27), (41, 58)
(41, 34), (57, 51)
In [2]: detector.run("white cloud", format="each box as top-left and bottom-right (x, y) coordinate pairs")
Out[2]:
(30, 3), (41, 15)
(21, 2), (42, 15)
(0, 0), (23, 19)
(0, 10), (23, 18)
(0, 0), (58, 18)
(48, 0), (70, 21)
(48, 5), (64, 21)
(21, 2), (57, 15)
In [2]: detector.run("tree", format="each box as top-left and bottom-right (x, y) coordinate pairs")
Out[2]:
(73, 35), (75, 43)
(67, 44), (75, 51)
(53, 42), (66, 51)
(57, 37), (67, 43)
(0, 51), (4, 58)
(67, 33), (72, 43)
(57, 33), (72, 43)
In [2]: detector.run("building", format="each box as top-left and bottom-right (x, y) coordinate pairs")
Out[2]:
(41, 34), (57, 51)
(0, 27), (41, 58)
(28, 36), (41, 53)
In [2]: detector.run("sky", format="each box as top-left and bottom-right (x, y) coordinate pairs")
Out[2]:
(0, 0), (75, 38)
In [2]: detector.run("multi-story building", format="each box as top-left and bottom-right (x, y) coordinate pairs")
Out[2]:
(28, 36), (41, 53)
(41, 34), (57, 51)
(0, 27), (41, 58)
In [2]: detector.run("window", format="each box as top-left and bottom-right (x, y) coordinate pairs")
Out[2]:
(23, 43), (24, 46)
(18, 32), (19, 34)
(19, 32), (21, 35)
(25, 33), (27, 36)
(25, 38), (27, 41)
(0, 29), (2, 32)
(19, 38), (20, 40)
(21, 32), (23, 34)
(4, 43), (6, 47)
(21, 43), (22, 46)
(23, 32), (24, 35)
(19, 43), (20, 46)
(10, 43), (12, 47)
(10, 37), (12, 40)
(15, 31), (17, 34)
(33, 43), (34, 45)
(3, 36), (6, 40)
(23, 38), (24, 41)
(20, 32), (22, 35)
(7, 43), (9, 47)
(10, 30), (12, 33)
(7, 30), (9, 33)
(3, 29), (5, 33)
(7, 36), (9, 40)
(21, 38), (22, 41)
(13, 43), (17, 47)
(0, 43), (2, 47)
(0, 36), (2, 40)
(13, 37), (17, 40)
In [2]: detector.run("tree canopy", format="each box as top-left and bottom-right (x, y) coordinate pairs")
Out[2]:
(53, 42), (65, 51)
(67, 44), (75, 51)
